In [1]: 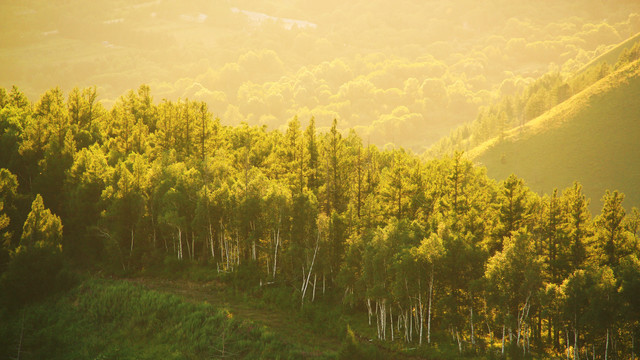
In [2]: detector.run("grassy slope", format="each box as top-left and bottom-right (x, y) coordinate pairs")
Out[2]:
(0, 278), (335, 360)
(128, 277), (343, 356)
(575, 31), (640, 76)
(470, 59), (640, 212)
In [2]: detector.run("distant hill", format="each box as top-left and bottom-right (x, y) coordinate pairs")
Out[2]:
(574, 31), (640, 76)
(469, 59), (640, 213)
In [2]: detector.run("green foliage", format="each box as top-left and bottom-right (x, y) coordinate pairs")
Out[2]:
(337, 325), (383, 360)
(471, 58), (640, 214)
(432, 36), (640, 158)
(1, 71), (640, 358)
(1, 193), (70, 308)
(0, 245), (72, 309)
(0, 278), (315, 359)
(20, 194), (63, 250)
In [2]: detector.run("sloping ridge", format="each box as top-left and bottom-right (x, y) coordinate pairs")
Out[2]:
(470, 59), (640, 212)
(574, 31), (640, 76)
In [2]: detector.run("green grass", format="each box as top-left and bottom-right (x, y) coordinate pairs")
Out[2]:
(470, 59), (640, 213)
(0, 278), (333, 359)
(0, 267), (554, 359)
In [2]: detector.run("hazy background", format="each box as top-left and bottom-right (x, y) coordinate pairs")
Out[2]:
(2, 0), (640, 151)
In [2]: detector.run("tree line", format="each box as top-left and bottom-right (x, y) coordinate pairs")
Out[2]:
(1, 85), (639, 358)
(429, 39), (640, 158)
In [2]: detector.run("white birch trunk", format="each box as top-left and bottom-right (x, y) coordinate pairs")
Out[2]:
(301, 235), (319, 308)
(252, 240), (256, 261)
(185, 232), (191, 260)
(178, 228), (183, 260)
(376, 300), (381, 340)
(409, 306), (413, 342)
(428, 269), (433, 344)
(367, 298), (373, 325)
(209, 223), (215, 259)
(390, 305), (394, 342)
(272, 228), (279, 279)
(312, 273), (317, 302)
(130, 228), (134, 257)
(382, 299), (387, 340)
(502, 324), (506, 356)
(605, 328), (609, 360)
(470, 306), (475, 346)
(235, 235), (240, 266)
(405, 311), (409, 342)
(419, 291), (424, 346)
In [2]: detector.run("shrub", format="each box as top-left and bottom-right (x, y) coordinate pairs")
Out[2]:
(0, 246), (68, 308)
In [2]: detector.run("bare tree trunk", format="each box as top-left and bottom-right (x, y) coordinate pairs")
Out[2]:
(367, 298), (373, 326)
(209, 223), (215, 259)
(272, 227), (279, 279)
(376, 300), (381, 340)
(235, 235), (240, 266)
(502, 324), (506, 356)
(419, 290), (424, 346)
(382, 299), (387, 340)
(301, 234), (320, 308)
(456, 329), (462, 354)
(390, 305), (394, 342)
(252, 240), (256, 261)
(322, 273), (326, 295)
(185, 230), (192, 260)
(405, 311), (409, 342)
(312, 273), (317, 302)
(470, 305), (475, 346)
(428, 268), (434, 344)
(409, 307), (413, 342)
(178, 228), (183, 260)
(517, 292), (531, 347)
(130, 228), (134, 262)
(605, 328), (609, 360)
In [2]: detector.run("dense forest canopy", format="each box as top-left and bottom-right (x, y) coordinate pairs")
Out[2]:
(2, 1), (640, 359)
(2, 0), (640, 150)
(0, 83), (639, 358)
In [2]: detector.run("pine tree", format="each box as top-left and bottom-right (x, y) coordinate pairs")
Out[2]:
(594, 190), (630, 269)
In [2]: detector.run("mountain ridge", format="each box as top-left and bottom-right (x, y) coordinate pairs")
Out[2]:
(469, 58), (640, 212)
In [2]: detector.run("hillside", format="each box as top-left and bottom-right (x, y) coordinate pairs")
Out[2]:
(2, 0), (640, 150)
(574, 31), (640, 76)
(470, 59), (640, 212)
(0, 278), (338, 359)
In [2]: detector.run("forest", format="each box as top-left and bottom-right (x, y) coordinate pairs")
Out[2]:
(0, 81), (639, 359)
(3, 0), (640, 150)
(3, 0), (640, 358)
